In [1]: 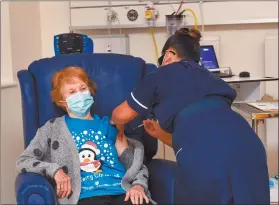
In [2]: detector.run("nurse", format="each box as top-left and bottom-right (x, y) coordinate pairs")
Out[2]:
(111, 28), (270, 204)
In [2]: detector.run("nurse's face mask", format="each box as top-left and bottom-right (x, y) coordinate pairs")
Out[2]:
(157, 50), (176, 66)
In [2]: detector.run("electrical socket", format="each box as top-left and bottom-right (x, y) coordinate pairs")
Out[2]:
(234, 83), (241, 91)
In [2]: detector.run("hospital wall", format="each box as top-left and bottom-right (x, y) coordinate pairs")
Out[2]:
(1, 2), (70, 204)
(1, 1), (278, 204)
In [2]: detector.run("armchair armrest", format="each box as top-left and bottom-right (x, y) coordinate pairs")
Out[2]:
(15, 173), (56, 204)
(148, 159), (178, 205)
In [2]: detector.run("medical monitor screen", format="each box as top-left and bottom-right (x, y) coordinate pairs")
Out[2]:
(200, 45), (219, 70)
(57, 33), (84, 54)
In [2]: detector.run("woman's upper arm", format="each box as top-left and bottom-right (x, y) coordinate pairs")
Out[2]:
(16, 122), (62, 177)
(16, 126), (48, 170)
(17, 124), (49, 160)
(106, 122), (118, 142)
(112, 72), (158, 124)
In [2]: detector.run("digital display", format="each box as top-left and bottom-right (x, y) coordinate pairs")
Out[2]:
(57, 33), (84, 54)
(199, 45), (219, 69)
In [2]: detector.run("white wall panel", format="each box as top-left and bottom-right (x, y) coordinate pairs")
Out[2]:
(202, 1), (278, 25)
(265, 34), (278, 99)
(1, 1), (14, 86)
(264, 34), (278, 177)
(70, 1), (144, 7)
(70, 1), (278, 29)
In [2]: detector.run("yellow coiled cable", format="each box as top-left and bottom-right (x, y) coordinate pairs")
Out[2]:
(149, 27), (159, 61)
(183, 8), (198, 29)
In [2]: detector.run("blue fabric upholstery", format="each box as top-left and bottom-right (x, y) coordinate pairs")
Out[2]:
(16, 53), (171, 204)
(18, 71), (39, 148)
(15, 173), (56, 204)
(148, 159), (177, 204)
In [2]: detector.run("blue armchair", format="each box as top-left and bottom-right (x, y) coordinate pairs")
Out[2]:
(15, 53), (177, 204)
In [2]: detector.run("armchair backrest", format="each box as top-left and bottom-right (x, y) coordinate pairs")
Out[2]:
(18, 53), (157, 163)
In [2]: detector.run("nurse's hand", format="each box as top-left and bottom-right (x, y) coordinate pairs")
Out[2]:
(143, 119), (165, 139)
(143, 120), (173, 147)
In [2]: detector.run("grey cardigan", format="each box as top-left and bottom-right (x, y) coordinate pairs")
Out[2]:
(16, 116), (156, 204)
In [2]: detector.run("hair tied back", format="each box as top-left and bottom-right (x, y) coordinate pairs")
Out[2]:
(176, 27), (202, 42)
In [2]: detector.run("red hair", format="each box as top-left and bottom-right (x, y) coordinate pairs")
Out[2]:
(51, 66), (97, 109)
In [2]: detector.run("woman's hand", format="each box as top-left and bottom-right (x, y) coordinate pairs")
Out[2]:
(54, 169), (72, 199)
(125, 185), (149, 204)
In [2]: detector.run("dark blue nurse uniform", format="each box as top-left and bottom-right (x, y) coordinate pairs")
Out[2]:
(126, 60), (270, 204)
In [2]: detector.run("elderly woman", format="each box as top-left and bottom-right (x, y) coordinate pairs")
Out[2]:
(16, 66), (154, 205)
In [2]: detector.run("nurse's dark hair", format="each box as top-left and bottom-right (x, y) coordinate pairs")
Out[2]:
(162, 27), (202, 62)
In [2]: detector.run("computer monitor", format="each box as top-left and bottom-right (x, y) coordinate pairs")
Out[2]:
(199, 45), (219, 70)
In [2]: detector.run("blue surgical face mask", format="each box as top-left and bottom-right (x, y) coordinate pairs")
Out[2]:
(66, 91), (94, 117)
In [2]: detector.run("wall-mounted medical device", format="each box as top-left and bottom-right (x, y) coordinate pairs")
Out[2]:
(166, 15), (185, 37)
(144, 2), (159, 26)
(54, 33), (94, 56)
(127, 9), (139, 21)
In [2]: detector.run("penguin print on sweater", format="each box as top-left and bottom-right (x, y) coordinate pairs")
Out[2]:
(65, 114), (126, 200)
